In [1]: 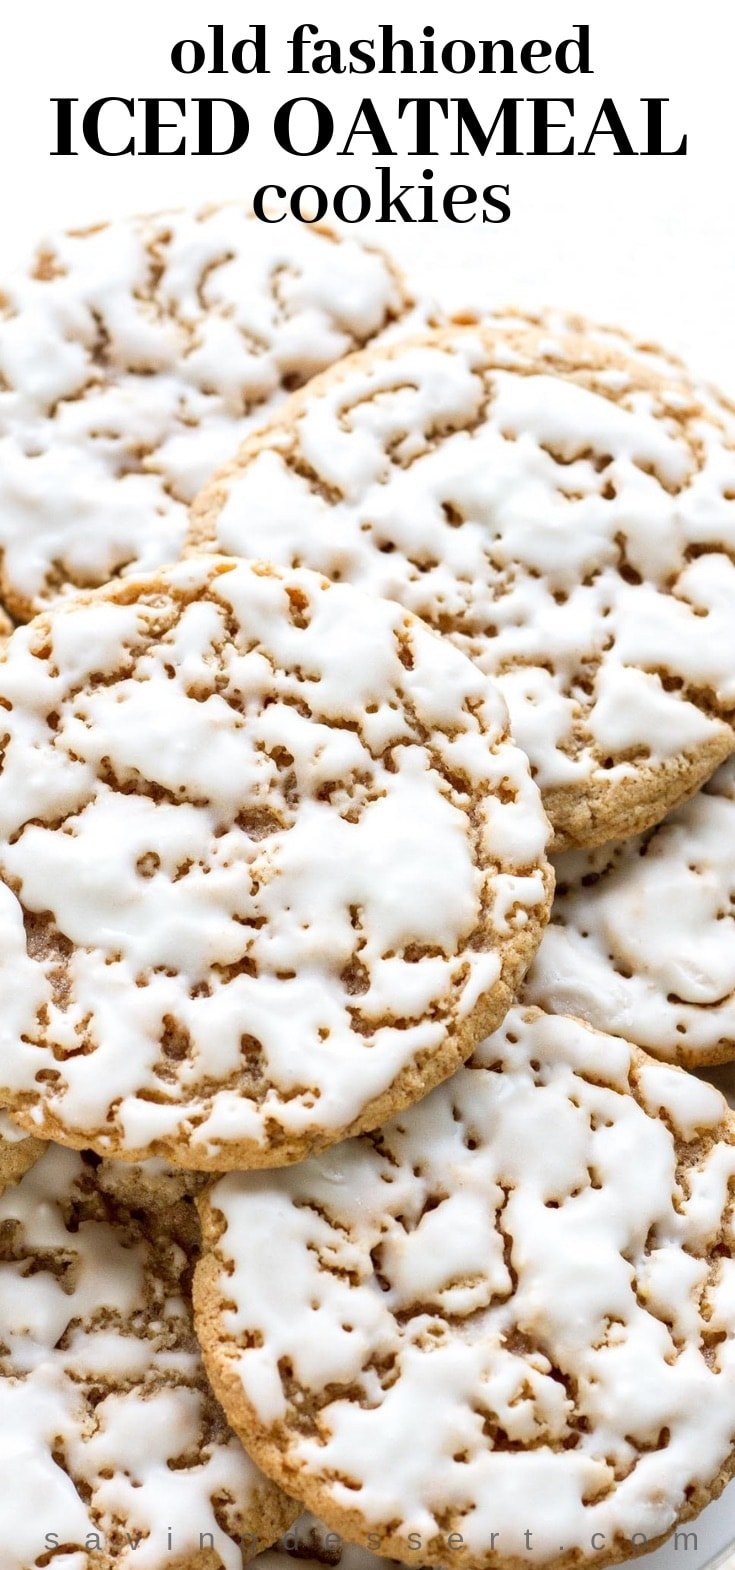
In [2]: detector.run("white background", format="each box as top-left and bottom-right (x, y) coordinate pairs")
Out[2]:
(0, 0), (733, 384)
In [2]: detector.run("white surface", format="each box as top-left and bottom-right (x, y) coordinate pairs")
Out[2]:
(0, 0), (733, 386)
(1, 2), (734, 1565)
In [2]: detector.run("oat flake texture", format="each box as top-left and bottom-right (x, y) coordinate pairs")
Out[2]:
(195, 1006), (735, 1570)
(0, 1108), (44, 1187)
(525, 756), (735, 1067)
(190, 326), (735, 848)
(0, 1142), (296, 1570)
(0, 555), (550, 1168)
(0, 205), (407, 620)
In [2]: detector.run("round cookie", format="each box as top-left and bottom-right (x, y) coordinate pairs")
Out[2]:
(0, 1142), (296, 1570)
(0, 555), (551, 1169)
(525, 757), (735, 1067)
(194, 1005), (735, 1570)
(0, 1108), (44, 1188)
(190, 326), (735, 849)
(0, 205), (408, 620)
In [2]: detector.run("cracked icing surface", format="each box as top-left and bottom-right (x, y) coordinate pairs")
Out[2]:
(0, 555), (550, 1167)
(190, 326), (735, 848)
(0, 1143), (295, 1570)
(525, 758), (735, 1067)
(0, 205), (407, 620)
(195, 1006), (735, 1570)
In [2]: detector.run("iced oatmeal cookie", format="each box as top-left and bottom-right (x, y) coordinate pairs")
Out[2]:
(525, 757), (735, 1066)
(0, 1142), (296, 1569)
(195, 1005), (735, 1570)
(190, 327), (735, 847)
(0, 556), (550, 1169)
(0, 205), (407, 620)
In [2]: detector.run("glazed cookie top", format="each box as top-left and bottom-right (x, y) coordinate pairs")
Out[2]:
(525, 757), (735, 1067)
(195, 1006), (735, 1570)
(0, 205), (407, 619)
(0, 1143), (295, 1570)
(0, 556), (550, 1168)
(190, 327), (735, 847)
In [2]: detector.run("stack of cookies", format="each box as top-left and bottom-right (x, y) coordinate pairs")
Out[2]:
(0, 204), (733, 1570)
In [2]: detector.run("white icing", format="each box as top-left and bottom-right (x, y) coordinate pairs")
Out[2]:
(525, 758), (735, 1064)
(0, 1143), (282, 1569)
(0, 207), (405, 613)
(203, 331), (735, 802)
(204, 1007), (735, 1562)
(0, 556), (549, 1162)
